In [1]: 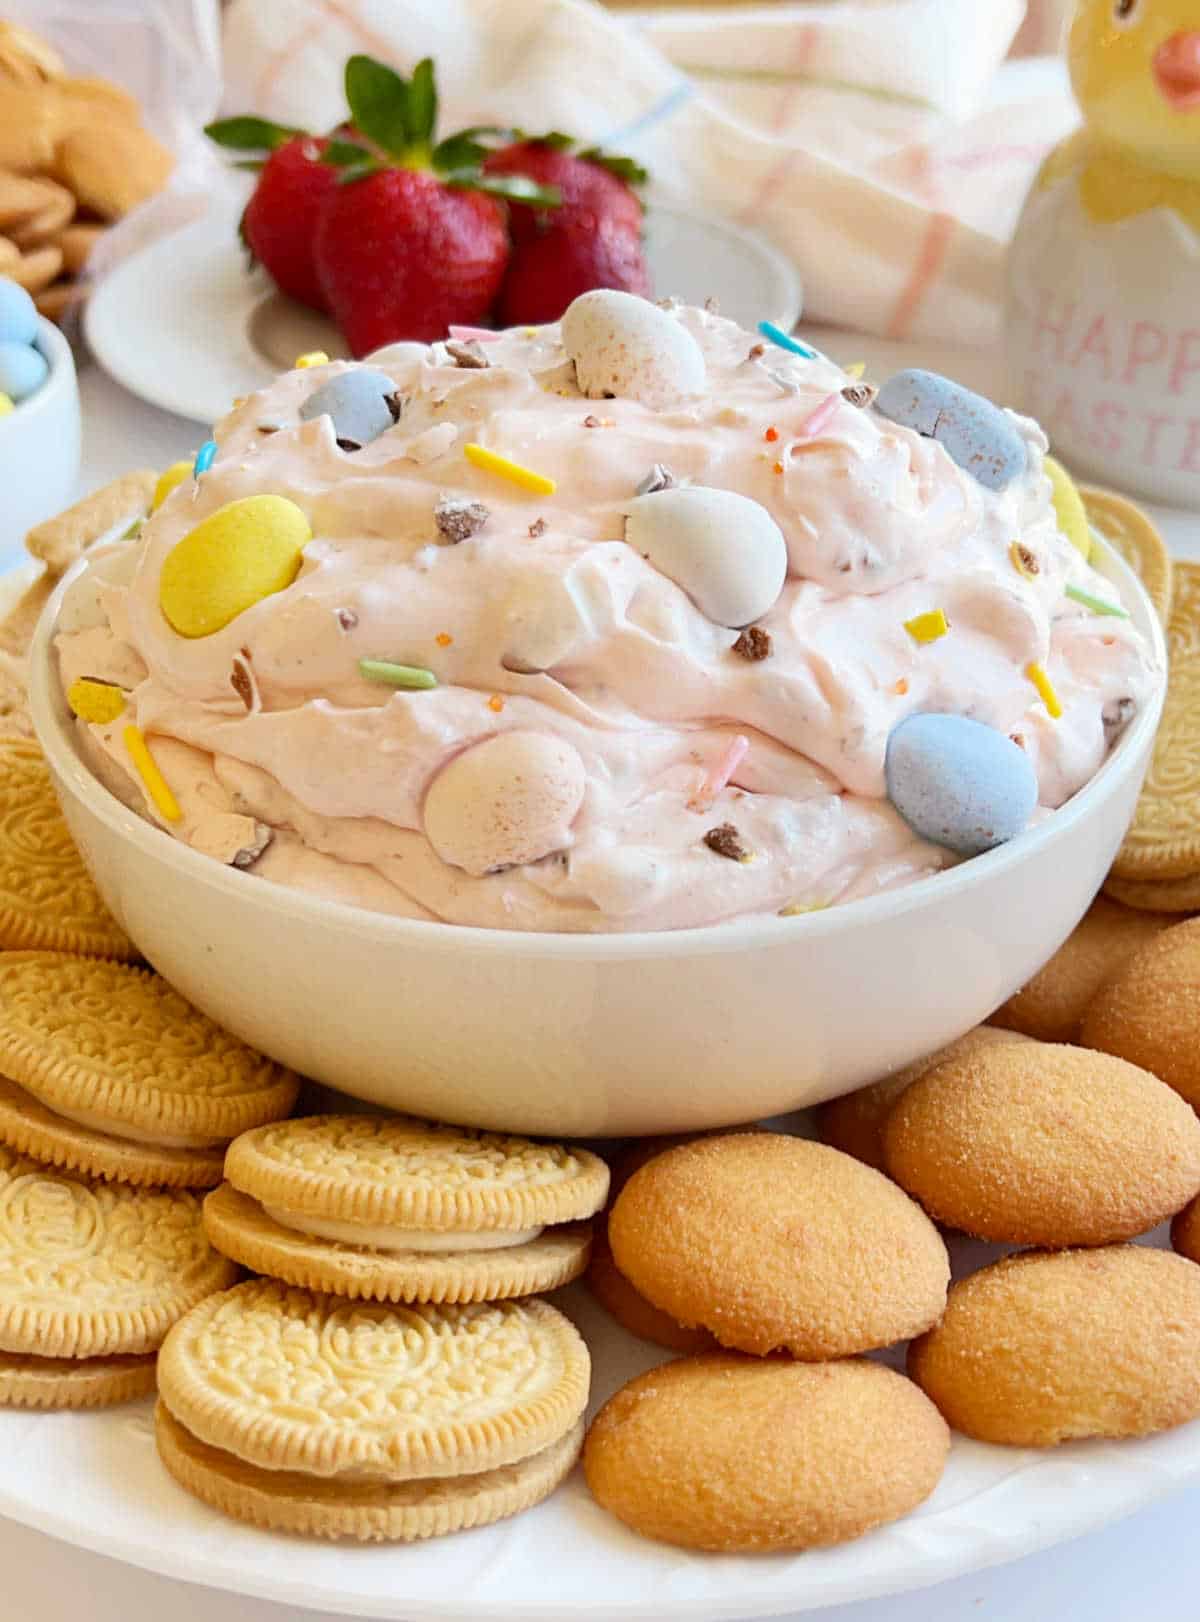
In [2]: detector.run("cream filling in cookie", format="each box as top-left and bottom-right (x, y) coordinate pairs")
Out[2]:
(261, 1205), (545, 1254)
(51, 1101), (225, 1151)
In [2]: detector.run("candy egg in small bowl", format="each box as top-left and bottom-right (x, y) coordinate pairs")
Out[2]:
(28, 516), (1164, 1140)
(0, 280), (81, 565)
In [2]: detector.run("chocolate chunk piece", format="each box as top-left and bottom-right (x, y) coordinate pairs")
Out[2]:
(704, 823), (748, 861)
(435, 497), (490, 543)
(841, 382), (879, 409)
(445, 340), (489, 370)
(732, 626), (772, 661)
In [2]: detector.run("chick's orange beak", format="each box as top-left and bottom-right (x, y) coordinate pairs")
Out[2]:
(1154, 32), (1200, 110)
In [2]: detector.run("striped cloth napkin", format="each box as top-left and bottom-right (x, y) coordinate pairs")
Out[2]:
(221, 0), (1079, 346)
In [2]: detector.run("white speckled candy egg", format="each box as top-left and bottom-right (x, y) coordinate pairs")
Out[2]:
(423, 731), (587, 876)
(561, 290), (706, 409)
(624, 486), (787, 628)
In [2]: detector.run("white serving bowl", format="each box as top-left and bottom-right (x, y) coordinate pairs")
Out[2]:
(29, 534), (1165, 1138)
(0, 318), (80, 567)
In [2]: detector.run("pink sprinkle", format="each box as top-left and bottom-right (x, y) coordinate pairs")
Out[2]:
(447, 325), (503, 343)
(690, 735), (750, 810)
(796, 391), (842, 440)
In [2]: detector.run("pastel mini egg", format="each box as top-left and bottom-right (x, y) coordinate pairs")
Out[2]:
(876, 369), (1027, 492)
(624, 486), (787, 628)
(885, 713), (1038, 857)
(160, 495), (311, 639)
(423, 730), (587, 876)
(153, 460), (192, 511)
(0, 340), (47, 403)
(1045, 455), (1090, 559)
(0, 394), (12, 419)
(298, 369), (398, 450)
(561, 290), (706, 410)
(0, 279), (37, 346)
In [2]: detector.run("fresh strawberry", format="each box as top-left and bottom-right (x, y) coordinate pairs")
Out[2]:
(497, 213), (651, 327)
(204, 118), (345, 310)
(316, 168), (508, 352)
(483, 136), (646, 244)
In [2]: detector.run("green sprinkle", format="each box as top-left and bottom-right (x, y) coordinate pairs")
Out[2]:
(358, 659), (438, 689)
(1064, 584), (1129, 619)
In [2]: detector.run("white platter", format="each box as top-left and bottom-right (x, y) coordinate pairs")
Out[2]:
(85, 199), (803, 427)
(0, 1223), (1196, 1620)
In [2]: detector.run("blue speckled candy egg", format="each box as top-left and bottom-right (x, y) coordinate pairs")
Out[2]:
(885, 713), (1038, 857)
(0, 279), (38, 347)
(876, 369), (1026, 492)
(0, 340), (47, 403)
(298, 368), (398, 449)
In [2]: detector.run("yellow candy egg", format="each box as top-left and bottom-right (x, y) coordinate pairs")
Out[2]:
(159, 495), (310, 638)
(152, 460), (192, 512)
(1045, 456), (1091, 560)
(0, 394), (13, 419)
(67, 678), (126, 724)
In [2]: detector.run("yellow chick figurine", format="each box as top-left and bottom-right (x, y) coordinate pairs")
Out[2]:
(1007, 0), (1200, 507)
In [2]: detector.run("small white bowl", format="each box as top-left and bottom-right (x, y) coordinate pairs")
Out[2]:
(0, 319), (81, 567)
(28, 536), (1165, 1138)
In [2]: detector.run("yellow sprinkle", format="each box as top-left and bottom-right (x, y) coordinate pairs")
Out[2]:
(1026, 661), (1063, 720)
(779, 900), (827, 916)
(904, 609), (949, 645)
(464, 442), (556, 496)
(67, 678), (126, 725)
(844, 362), (866, 379)
(293, 351), (329, 369)
(124, 726), (182, 822)
(152, 460), (192, 512)
(0, 393), (13, 418)
(523, 326), (539, 337)
(232, 395), (247, 408)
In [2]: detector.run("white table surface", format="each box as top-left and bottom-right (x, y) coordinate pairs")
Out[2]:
(8, 330), (1197, 1622)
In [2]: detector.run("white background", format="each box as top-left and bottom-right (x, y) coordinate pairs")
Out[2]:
(15, 334), (1197, 1622)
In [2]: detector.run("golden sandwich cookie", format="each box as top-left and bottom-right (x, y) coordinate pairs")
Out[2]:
(204, 1113), (608, 1303)
(156, 1279), (589, 1542)
(0, 740), (135, 959)
(0, 1145), (235, 1405)
(0, 953), (299, 1187)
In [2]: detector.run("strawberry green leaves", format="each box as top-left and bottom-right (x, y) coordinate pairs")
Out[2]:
(344, 54), (416, 158)
(204, 116), (304, 152)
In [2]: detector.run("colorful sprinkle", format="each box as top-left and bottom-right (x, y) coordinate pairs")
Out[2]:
(488, 694), (505, 713)
(153, 461), (192, 512)
(293, 351), (329, 369)
(772, 460), (785, 475)
(359, 659), (437, 690)
(690, 734), (750, 811)
(779, 900), (828, 916)
(1026, 661), (1063, 719)
(0, 393), (12, 418)
(193, 440), (217, 477)
(796, 392), (842, 440)
(1009, 540), (1039, 578)
(448, 325), (502, 343)
(67, 678), (126, 725)
(893, 677), (909, 696)
(464, 442), (556, 495)
(757, 320), (816, 359)
(844, 362), (866, 380)
(904, 609), (949, 645)
(764, 426), (779, 443)
(1064, 583), (1130, 619)
(435, 632), (454, 647)
(124, 725), (181, 822)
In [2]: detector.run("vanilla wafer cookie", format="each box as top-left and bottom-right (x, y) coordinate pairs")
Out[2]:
(203, 1184), (593, 1303)
(0, 1077), (224, 1189)
(0, 740), (135, 959)
(0, 953), (299, 1150)
(1104, 872), (1200, 914)
(0, 1146), (236, 1358)
(1082, 486), (1173, 628)
(207, 1114), (605, 1302)
(0, 1347), (156, 1409)
(158, 1280), (590, 1483)
(156, 1404), (584, 1543)
(1112, 561), (1200, 881)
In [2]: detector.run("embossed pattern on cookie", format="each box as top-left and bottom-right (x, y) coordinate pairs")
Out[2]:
(1082, 486), (1173, 628)
(0, 1146), (236, 1356)
(1112, 562), (1200, 880)
(0, 740), (135, 959)
(0, 953), (299, 1146)
(157, 1279), (590, 1480)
